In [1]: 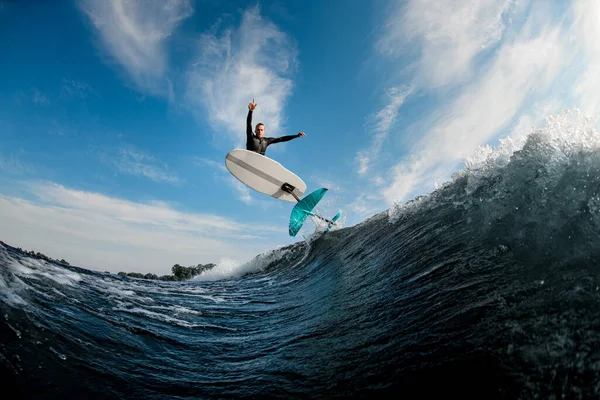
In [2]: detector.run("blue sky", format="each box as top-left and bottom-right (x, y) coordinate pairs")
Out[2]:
(1, 0), (599, 274)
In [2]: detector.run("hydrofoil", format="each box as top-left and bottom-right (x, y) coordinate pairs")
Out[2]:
(225, 149), (342, 237)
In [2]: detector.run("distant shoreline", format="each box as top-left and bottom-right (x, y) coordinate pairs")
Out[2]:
(0, 240), (215, 281)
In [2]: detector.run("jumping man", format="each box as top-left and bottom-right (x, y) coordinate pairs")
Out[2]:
(246, 99), (305, 156)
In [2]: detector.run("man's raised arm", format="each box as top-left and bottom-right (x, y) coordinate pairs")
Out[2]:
(247, 99), (257, 141)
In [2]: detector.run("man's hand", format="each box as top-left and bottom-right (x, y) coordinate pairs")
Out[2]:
(248, 99), (258, 111)
(297, 132), (306, 137)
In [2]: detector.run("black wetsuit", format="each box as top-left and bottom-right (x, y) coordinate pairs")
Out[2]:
(246, 110), (300, 156)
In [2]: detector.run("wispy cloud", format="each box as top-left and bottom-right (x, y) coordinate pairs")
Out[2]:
(378, 0), (512, 88)
(0, 153), (35, 175)
(350, 0), (516, 213)
(47, 119), (78, 137)
(229, 179), (253, 204)
(115, 147), (180, 183)
(192, 156), (226, 173)
(356, 85), (412, 175)
(573, 1), (600, 122)
(78, 0), (193, 96)
(60, 79), (96, 99)
(381, 21), (566, 203)
(32, 89), (49, 105)
(0, 182), (283, 274)
(358, 0), (584, 208)
(509, 99), (562, 140)
(185, 6), (298, 146)
(79, 2), (297, 149)
(345, 191), (387, 223)
(192, 157), (254, 204)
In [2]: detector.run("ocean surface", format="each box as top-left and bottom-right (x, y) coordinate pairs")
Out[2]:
(2, 109), (600, 399)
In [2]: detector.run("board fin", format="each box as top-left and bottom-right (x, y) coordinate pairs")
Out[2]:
(289, 188), (342, 237)
(324, 210), (342, 233)
(289, 188), (327, 237)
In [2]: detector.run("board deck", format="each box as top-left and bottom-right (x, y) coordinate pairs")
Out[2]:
(225, 149), (306, 202)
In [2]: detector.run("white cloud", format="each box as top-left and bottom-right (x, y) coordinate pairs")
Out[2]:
(191, 156), (226, 173)
(79, 2), (297, 150)
(115, 147), (180, 183)
(61, 79), (95, 99)
(382, 21), (567, 203)
(229, 178), (253, 204)
(184, 6), (298, 146)
(350, 0), (518, 214)
(352, 0), (600, 218)
(32, 89), (49, 105)
(378, 0), (512, 88)
(346, 192), (386, 222)
(79, 0), (193, 96)
(356, 85), (412, 175)
(0, 182), (283, 274)
(192, 157), (253, 204)
(0, 153), (35, 175)
(509, 99), (562, 140)
(572, 1), (600, 122)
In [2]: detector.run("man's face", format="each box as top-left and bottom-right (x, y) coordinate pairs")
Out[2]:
(255, 124), (265, 138)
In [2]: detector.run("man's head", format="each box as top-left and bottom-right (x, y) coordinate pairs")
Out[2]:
(255, 123), (265, 138)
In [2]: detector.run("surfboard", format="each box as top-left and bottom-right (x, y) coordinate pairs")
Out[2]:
(225, 149), (307, 203)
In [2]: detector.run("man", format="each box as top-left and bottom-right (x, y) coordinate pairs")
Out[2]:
(246, 99), (305, 156)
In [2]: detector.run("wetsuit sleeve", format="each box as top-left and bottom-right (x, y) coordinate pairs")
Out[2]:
(267, 134), (301, 145)
(246, 110), (254, 142)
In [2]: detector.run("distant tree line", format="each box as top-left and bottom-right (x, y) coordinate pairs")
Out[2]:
(117, 263), (216, 281)
(7, 243), (215, 282)
(13, 247), (70, 266)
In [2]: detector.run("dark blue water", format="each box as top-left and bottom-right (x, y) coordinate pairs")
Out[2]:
(2, 110), (600, 399)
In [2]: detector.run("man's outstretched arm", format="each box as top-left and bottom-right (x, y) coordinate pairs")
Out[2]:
(268, 132), (306, 145)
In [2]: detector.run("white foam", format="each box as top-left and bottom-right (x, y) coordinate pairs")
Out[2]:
(388, 108), (600, 223)
(192, 258), (249, 281)
(462, 108), (600, 176)
(9, 257), (82, 286)
(10, 260), (36, 276)
(170, 306), (203, 316)
(308, 212), (346, 237)
(39, 269), (82, 286)
(193, 246), (297, 282)
(169, 285), (209, 295)
(0, 273), (28, 307)
(105, 285), (137, 297)
(143, 304), (204, 315)
(112, 306), (198, 328)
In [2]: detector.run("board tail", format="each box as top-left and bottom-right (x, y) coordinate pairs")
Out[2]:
(289, 188), (342, 237)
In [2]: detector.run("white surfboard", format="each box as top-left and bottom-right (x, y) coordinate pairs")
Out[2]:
(225, 149), (306, 202)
